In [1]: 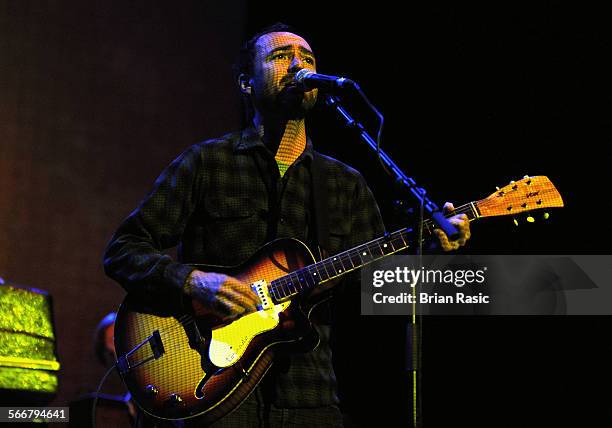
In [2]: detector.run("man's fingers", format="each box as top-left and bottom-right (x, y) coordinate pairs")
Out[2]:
(221, 278), (259, 311)
(449, 214), (470, 246)
(435, 229), (459, 251)
(213, 295), (244, 319)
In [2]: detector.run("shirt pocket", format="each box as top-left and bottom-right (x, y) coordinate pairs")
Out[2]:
(202, 196), (263, 263)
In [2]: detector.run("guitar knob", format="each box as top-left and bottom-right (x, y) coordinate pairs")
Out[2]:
(543, 212), (550, 220)
(168, 393), (183, 407)
(526, 215), (535, 223)
(145, 384), (159, 396)
(513, 217), (519, 226)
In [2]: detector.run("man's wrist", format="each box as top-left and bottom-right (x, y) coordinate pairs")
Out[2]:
(182, 269), (202, 296)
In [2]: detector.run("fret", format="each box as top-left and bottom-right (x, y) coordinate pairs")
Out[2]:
(302, 270), (316, 290)
(294, 272), (308, 292)
(389, 235), (401, 251)
(302, 268), (318, 288)
(368, 243), (379, 258)
(321, 259), (335, 277)
(287, 273), (300, 294)
(340, 253), (355, 270)
(270, 283), (281, 301)
(309, 265), (323, 283)
(279, 279), (291, 298)
(277, 280), (290, 300)
(316, 260), (332, 281)
(332, 255), (347, 274)
(359, 245), (374, 263)
(348, 249), (362, 267)
(373, 240), (386, 257)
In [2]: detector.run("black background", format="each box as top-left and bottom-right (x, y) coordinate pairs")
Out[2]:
(245, 2), (611, 426)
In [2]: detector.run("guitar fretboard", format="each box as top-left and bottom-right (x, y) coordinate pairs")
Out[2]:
(268, 201), (481, 302)
(268, 228), (411, 301)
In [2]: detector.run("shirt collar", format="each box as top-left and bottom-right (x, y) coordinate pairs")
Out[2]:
(234, 126), (314, 163)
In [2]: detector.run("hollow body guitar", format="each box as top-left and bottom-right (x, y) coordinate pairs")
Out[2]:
(114, 176), (564, 423)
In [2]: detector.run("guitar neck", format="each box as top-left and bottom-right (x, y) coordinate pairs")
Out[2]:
(268, 201), (481, 302)
(420, 201), (481, 234)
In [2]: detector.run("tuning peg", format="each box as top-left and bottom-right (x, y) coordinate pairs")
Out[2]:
(526, 215), (535, 223)
(542, 212), (550, 220)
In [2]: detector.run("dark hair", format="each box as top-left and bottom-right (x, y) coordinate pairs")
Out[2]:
(233, 22), (311, 81)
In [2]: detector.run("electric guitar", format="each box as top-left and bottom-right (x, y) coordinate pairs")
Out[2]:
(114, 175), (564, 422)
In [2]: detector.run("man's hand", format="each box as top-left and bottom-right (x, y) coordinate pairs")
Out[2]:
(434, 202), (471, 251)
(183, 271), (259, 322)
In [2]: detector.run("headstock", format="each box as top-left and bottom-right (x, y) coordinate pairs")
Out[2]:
(476, 176), (564, 219)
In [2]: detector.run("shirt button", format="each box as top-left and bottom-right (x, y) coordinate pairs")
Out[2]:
(279, 217), (286, 224)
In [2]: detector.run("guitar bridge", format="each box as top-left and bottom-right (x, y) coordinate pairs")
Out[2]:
(117, 330), (165, 375)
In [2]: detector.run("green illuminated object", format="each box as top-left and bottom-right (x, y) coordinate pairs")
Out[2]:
(0, 284), (59, 393)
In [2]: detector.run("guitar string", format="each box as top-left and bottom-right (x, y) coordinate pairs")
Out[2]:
(267, 204), (477, 297)
(136, 197), (553, 336)
(137, 197), (532, 334)
(126, 187), (557, 356)
(266, 192), (557, 299)
(126, 197), (554, 360)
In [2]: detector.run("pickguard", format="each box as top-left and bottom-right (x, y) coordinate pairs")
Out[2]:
(208, 280), (290, 368)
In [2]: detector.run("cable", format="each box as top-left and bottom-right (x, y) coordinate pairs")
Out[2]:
(352, 84), (390, 179)
(91, 364), (117, 428)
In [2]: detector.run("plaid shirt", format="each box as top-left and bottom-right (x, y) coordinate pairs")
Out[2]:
(104, 127), (385, 409)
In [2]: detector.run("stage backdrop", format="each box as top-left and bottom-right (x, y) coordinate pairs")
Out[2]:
(0, 1), (246, 413)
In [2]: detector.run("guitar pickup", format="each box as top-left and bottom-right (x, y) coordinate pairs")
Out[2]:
(117, 330), (165, 375)
(251, 280), (273, 310)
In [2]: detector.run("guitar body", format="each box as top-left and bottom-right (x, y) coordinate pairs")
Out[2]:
(114, 238), (320, 423)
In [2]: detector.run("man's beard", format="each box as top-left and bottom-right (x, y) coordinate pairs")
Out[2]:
(278, 86), (317, 119)
(256, 86), (317, 120)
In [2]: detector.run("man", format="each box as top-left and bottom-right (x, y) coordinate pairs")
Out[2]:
(104, 23), (470, 427)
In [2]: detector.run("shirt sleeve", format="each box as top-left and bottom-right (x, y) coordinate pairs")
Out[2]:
(345, 174), (386, 250)
(103, 145), (204, 299)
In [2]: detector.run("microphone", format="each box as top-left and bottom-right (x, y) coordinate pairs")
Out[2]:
(294, 69), (357, 91)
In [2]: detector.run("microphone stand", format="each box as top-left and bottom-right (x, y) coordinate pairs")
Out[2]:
(324, 94), (459, 239)
(325, 93), (458, 428)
